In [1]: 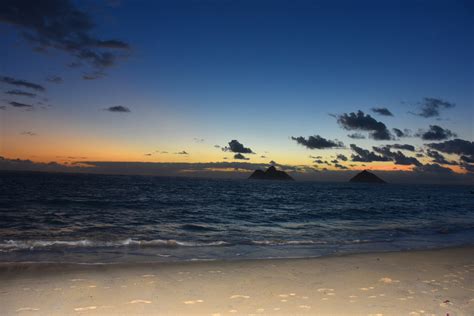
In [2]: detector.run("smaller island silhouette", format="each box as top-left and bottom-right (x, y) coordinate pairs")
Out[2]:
(349, 170), (386, 183)
(249, 166), (294, 181)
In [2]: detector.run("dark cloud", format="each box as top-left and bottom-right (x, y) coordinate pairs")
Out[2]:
(350, 144), (390, 162)
(427, 139), (474, 163)
(461, 155), (474, 163)
(388, 144), (415, 151)
(336, 154), (348, 161)
(9, 101), (34, 108)
(291, 135), (344, 149)
(5, 89), (36, 97)
(331, 159), (338, 164)
(1, 76), (45, 91)
(460, 163), (474, 173)
(413, 163), (453, 174)
(371, 107), (393, 116)
(414, 97), (455, 118)
(222, 140), (254, 154)
(347, 133), (366, 139)
(234, 153), (249, 160)
(426, 149), (458, 165)
(337, 111), (393, 140)
(105, 105), (130, 113)
(260, 155), (267, 158)
(0, 0), (130, 71)
(46, 76), (63, 84)
(193, 138), (204, 143)
(334, 163), (348, 170)
(417, 125), (456, 141)
(0, 106), (6, 110)
(373, 146), (422, 166)
(175, 151), (189, 155)
(214, 145), (221, 149)
(392, 128), (412, 138)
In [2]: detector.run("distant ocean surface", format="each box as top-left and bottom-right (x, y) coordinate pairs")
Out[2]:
(1, 171), (473, 264)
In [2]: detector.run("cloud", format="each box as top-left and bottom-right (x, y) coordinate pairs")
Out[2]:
(426, 149), (458, 165)
(337, 111), (393, 140)
(336, 154), (348, 161)
(373, 146), (422, 166)
(392, 128), (412, 138)
(46, 76), (63, 83)
(350, 144), (390, 162)
(234, 153), (249, 160)
(313, 159), (331, 165)
(388, 144), (415, 151)
(175, 151), (189, 155)
(334, 163), (348, 170)
(413, 163), (453, 174)
(4, 89), (36, 97)
(269, 160), (277, 165)
(105, 105), (130, 113)
(427, 139), (474, 163)
(347, 133), (366, 139)
(0, 0), (130, 71)
(417, 125), (456, 141)
(460, 163), (474, 173)
(0, 106), (5, 110)
(193, 138), (205, 143)
(20, 131), (36, 136)
(371, 107), (393, 116)
(82, 72), (105, 80)
(461, 155), (474, 163)
(291, 135), (344, 149)
(413, 97), (455, 118)
(1, 76), (45, 91)
(222, 140), (254, 154)
(9, 101), (34, 108)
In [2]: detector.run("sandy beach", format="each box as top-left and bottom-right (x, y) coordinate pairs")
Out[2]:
(0, 246), (473, 315)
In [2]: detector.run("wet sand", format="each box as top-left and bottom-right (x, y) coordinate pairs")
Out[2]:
(1, 246), (473, 315)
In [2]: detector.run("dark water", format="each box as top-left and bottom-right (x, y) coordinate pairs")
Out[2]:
(0, 171), (473, 263)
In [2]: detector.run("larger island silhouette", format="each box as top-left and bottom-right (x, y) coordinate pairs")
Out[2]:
(349, 170), (386, 183)
(248, 166), (294, 181)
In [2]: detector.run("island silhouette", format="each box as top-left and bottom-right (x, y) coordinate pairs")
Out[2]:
(248, 166), (294, 181)
(349, 170), (386, 183)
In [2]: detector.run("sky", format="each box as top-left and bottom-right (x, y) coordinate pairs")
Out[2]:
(0, 0), (473, 183)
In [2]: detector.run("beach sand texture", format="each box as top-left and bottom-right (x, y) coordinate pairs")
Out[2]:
(1, 246), (473, 315)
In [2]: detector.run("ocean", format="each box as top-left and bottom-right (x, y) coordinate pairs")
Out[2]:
(0, 171), (473, 264)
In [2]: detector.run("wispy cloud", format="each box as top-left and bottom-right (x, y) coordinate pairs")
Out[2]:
(1, 76), (45, 91)
(371, 107), (393, 116)
(412, 97), (455, 118)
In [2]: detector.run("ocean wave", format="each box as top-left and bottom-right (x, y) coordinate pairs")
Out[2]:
(250, 240), (327, 245)
(0, 239), (229, 251)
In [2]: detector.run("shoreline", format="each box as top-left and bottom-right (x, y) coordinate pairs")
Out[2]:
(1, 246), (473, 315)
